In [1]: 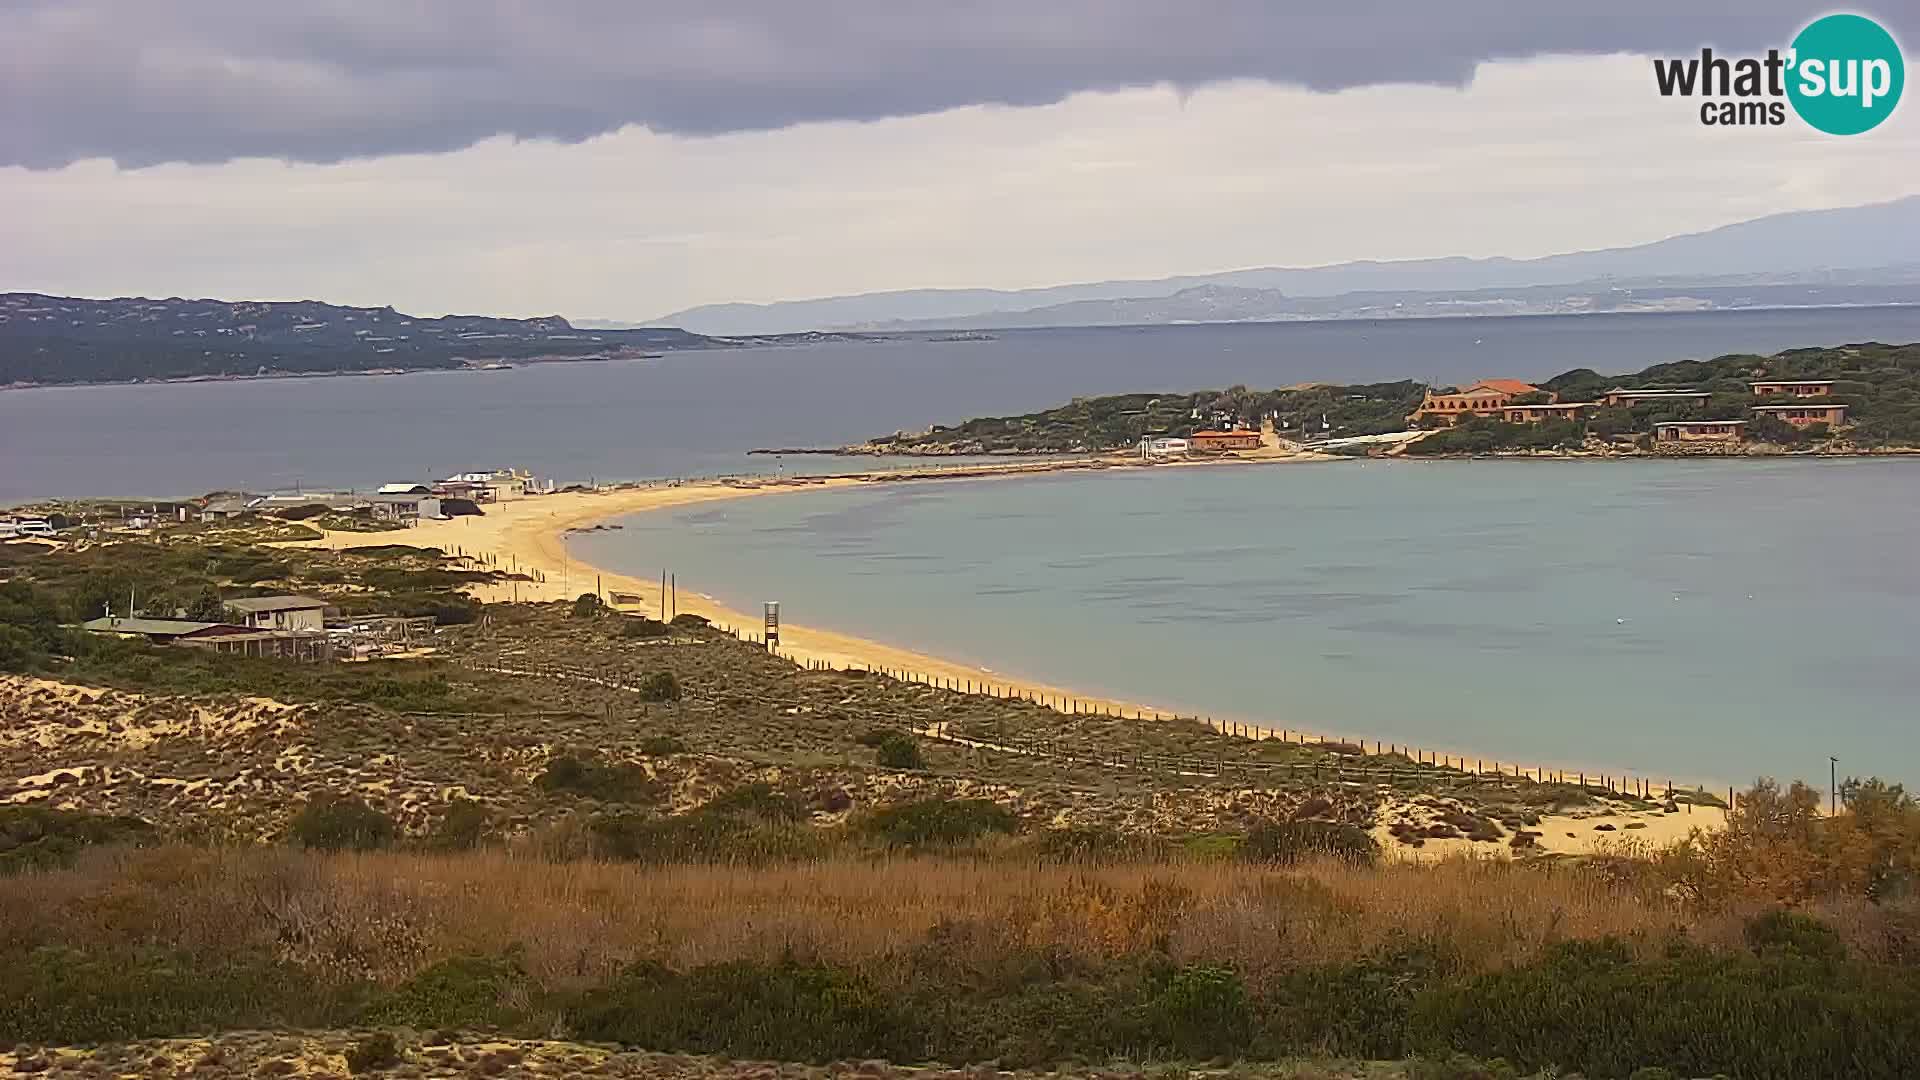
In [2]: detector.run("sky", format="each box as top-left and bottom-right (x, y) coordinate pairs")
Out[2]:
(2, 2), (1917, 320)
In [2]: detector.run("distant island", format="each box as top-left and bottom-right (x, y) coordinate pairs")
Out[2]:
(839, 342), (1920, 457)
(0, 292), (869, 389)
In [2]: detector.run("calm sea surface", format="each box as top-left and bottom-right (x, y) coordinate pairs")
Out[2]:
(571, 458), (1920, 789)
(7, 307), (1920, 502)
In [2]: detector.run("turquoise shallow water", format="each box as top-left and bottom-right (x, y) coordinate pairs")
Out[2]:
(569, 458), (1920, 789)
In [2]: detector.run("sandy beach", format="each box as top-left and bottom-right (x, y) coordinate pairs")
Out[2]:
(294, 455), (1728, 855)
(307, 458), (1185, 717)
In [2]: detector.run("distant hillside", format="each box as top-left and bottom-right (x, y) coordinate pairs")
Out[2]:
(856, 270), (1920, 332)
(0, 293), (862, 388)
(653, 196), (1920, 333)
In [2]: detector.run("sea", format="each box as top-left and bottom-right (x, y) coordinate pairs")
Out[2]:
(7, 306), (1920, 502)
(7, 307), (1919, 787)
(571, 458), (1920, 790)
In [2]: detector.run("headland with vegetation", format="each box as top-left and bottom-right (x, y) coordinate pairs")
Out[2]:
(842, 342), (1920, 458)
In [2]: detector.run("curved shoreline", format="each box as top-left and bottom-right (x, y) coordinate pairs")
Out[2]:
(306, 454), (1734, 790)
(310, 456), (1230, 718)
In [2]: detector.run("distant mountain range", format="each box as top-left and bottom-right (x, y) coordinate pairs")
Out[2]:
(0, 294), (858, 388)
(649, 196), (1920, 334)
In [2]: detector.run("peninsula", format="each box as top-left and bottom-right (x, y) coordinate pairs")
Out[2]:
(832, 342), (1920, 457)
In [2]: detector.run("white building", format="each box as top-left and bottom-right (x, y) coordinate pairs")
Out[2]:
(224, 595), (330, 631)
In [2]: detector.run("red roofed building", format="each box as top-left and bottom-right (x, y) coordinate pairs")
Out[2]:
(1409, 380), (1544, 425)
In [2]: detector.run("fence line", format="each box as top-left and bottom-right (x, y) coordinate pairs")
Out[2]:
(457, 648), (1716, 806)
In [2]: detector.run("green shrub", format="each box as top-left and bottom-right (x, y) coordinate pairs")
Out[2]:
(1241, 819), (1380, 866)
(639, 734), (688, 756)
(0, 623), (44, 672)
(425, 797), (493, 851)
(875, 732), (927, 770)
(0, 806), (154, 874)
(344, 1031), (401, 1073)
(852, 726), (902, 748)
(571, 593), (606, 619)
(567, 959), (923, 1062)
(1260, 944), (1448, 1059)
(1180, 833), (1243, 861)
(536, 752), (665, 805)
(289, 795), (398, 851)
(1408, 1055), (1520, 1080)
(0, 946), (338, 1043)
(862, 798), (1017, 847)
(361, 954), (529, 1031)
(1410, 937), (1920, 1079)
(636, 671), (681, 702)
(1143, 965), (1251, 1057)
(1744, 909), (1846, 964)
(704, 782), (805, 822)
(669, 613), (710, 629)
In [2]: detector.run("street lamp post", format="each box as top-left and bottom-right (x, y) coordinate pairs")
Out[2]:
(1830, 756), (1839, 816)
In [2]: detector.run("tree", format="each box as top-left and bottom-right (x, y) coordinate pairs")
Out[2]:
(184, 585), (227, 622)
(571, 592), (606, 619)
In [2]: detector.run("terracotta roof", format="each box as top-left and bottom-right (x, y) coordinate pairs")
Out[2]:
(1470, 379), (1539, 396)
(1189, 430), (1259, 437)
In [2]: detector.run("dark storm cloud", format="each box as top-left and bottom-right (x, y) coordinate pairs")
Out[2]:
(1, 1), (1907, 168)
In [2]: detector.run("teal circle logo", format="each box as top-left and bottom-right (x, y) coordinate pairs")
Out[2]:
(1787, 14), (1904, 134)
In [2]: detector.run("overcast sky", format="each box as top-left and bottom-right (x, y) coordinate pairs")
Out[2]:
(2, 2), (1916, 319)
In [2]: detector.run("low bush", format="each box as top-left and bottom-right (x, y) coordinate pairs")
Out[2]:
(1410, 935), (1920, 1078)
(0, 806), (154, 874)
(875, 731), (927, 770)
(535, 752), (665, 805)
(567, 959), (923, 1062)
(360, 953), (530, 1031)
(1143, 964), (1252, 1057)
(704, 782), (806, 822)
(635, 671), (681, 702)
(862, 798), (1018, 848)
(1745, 908), (1847, 965)
(1241, 819), (1380, 866)
(344, 1031), (402, 1074)
(288, 795), (398, 852)
(425, 797), (493, 851)
(0, 946), (339, 1044)
(638, 734), (688, 756)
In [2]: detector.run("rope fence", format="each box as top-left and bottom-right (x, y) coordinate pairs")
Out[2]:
(455, 648), (1721, 807)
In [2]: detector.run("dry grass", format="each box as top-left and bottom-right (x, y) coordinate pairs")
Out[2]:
(2, 845), (1702, 992)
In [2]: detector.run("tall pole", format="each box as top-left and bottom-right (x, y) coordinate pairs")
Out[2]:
(1830, 756), (1839, 816)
